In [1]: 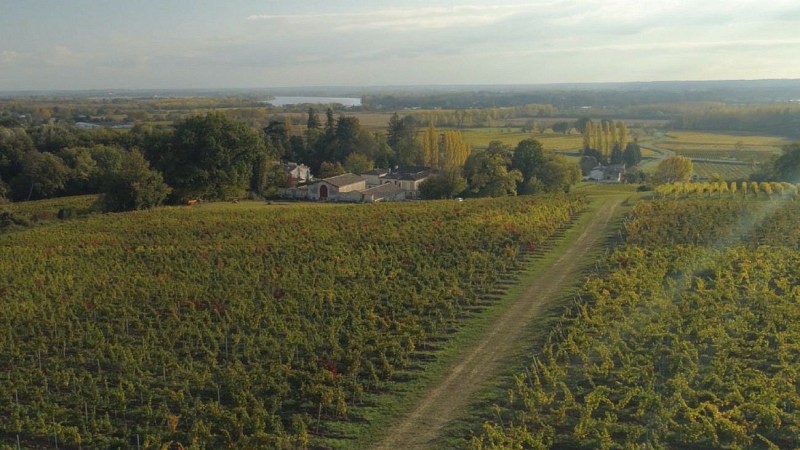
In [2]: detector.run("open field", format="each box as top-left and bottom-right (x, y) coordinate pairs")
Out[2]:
(457, 128), (584, 151)
(691, 160), (759, 180)
(655, 130), (788, 163)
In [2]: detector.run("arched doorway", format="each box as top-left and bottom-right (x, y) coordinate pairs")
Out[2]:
(319, 184), (328, 199)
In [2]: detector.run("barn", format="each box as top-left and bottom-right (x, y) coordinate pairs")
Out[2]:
(307, 173), (366, 201)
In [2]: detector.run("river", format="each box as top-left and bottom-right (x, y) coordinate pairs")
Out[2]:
(264, 96), (362, 107)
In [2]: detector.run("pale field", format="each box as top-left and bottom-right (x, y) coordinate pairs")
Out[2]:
(456, 128), (584, 151)
(657, 131), (789, 162)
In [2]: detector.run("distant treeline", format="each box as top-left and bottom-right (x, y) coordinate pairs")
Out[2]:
(669, 103), (800, 138)
(364, 90), (708, 111)
(362, 80), (800, 112)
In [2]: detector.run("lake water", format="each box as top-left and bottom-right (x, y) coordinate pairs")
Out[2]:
(264, 96), (362, 107)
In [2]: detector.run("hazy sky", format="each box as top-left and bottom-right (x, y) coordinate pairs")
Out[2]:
(1, 0), (799, 90)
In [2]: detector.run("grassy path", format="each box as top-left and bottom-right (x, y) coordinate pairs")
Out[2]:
(371, 195), (627, 449)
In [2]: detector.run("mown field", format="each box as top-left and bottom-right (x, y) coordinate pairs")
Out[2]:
(474, 195), (800, 449)
(655, 131), (788, 163)
(0, 195), (584, 449)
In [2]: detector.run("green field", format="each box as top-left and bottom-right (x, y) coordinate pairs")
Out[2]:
(2, 195), (100, 222)
(656, 130), (788, 163)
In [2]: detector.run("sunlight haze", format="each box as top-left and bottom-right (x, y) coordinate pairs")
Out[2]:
(1, 0), (799, 90)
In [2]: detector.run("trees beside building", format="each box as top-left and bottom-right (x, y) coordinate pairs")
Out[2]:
(0, 109), (584, 209)
(149, 112), (271, 202)
(582, 119), (631, 163)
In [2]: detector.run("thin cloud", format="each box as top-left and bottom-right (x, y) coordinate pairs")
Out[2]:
(0, 50), (18, 66)
(514, 38), (800, 55)
(248, 4), (540, 31)
(42, 46), (82, 67)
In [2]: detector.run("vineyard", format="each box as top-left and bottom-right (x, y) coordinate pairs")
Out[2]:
(473, 196), (800, 449)
(654, 181), (799, 200)
(690, 161), (757, 181)
(0, 195), (584, 449)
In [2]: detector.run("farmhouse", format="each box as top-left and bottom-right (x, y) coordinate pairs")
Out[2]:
(587, 164), (625, 183)
(377, 167), (434, 199)
(362, 168), (391, 188)
(280, 167), (434, 203)
(307, 173), (366, 201)
(283, 162), (312, 186)
(359, 183), (406, 203)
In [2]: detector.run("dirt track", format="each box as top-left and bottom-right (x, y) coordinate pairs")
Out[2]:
(372, 196), (625, 449)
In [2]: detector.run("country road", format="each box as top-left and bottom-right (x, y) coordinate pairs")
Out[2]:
(372, 195), (627, 449)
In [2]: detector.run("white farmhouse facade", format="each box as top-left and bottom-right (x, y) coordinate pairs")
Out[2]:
(587, 164), (625, 183)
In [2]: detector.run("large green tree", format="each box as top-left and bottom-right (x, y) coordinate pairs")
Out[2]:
(102, 150), (171, 212)
(652, 155), (693, 185)
(510, 138), (580, 194)
(537, 155), (581, 193)
(463, 142), (521, 197)
(58, 147), (98, 195)
(309, 114), (377, 172)
(773, 143), (800, 182)
(10, 151), (70, 200)
(511, 138), (545, 194)
(155, 113), (270, 201)
(0, 126), (35, 183)
(419, 167), (467, 199)
(344, 153), (374, 175)
(386, 114), (420, 167)
(263, 120), (291, 159)
(622, 142), (642, 167)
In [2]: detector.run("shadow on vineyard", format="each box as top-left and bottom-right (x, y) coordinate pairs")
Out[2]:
(473, 194), (800, 449)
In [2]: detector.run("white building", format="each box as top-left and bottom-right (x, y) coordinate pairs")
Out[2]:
(587, 164), (625, 183)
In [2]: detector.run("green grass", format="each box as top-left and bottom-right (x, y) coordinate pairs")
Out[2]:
(572, 182), (643, 195)
(1, 195), (100, 224)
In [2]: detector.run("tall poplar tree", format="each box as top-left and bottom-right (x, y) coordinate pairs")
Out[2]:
(307, 108), (321, 130)
(423, 121), (439, 168)
(616, 121), (629, 151)
(583, 121), (593, 151)
(442, 130), (469, 169)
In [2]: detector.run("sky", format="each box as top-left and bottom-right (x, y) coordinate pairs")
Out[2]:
(1, 0), (799, 91)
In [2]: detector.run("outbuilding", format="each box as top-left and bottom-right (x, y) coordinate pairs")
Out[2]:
(307, 173), (366, 201)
